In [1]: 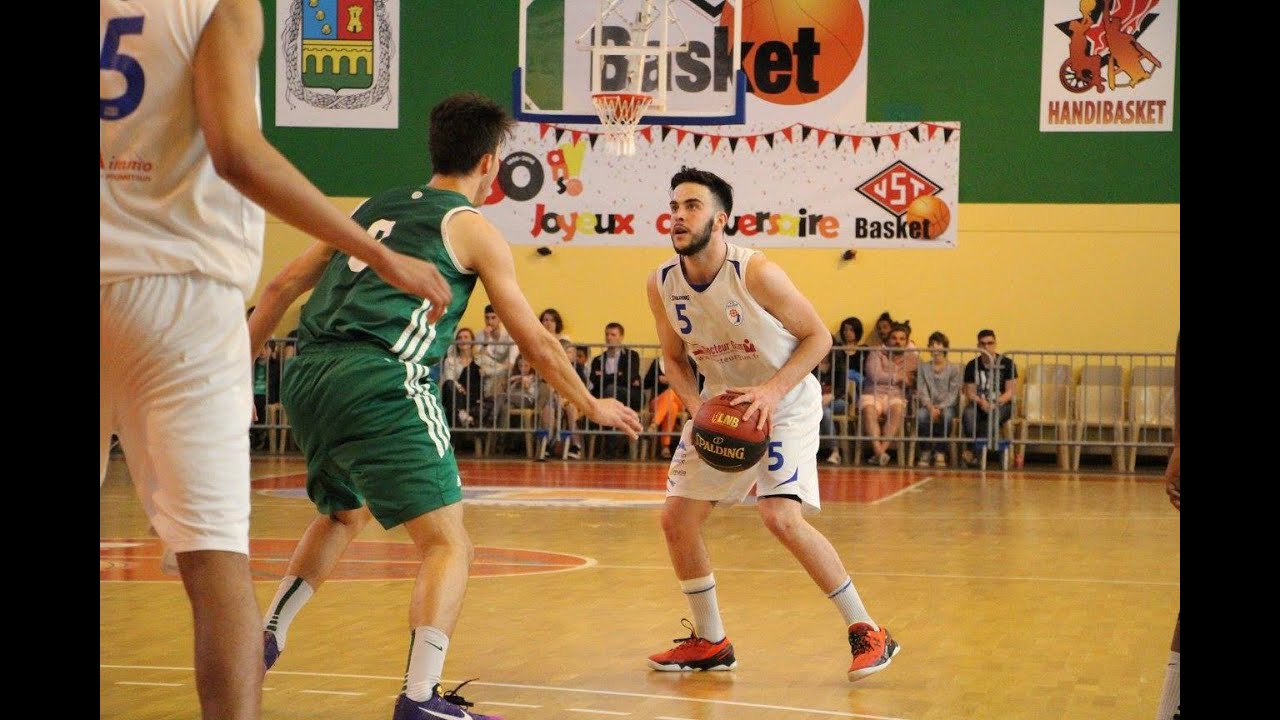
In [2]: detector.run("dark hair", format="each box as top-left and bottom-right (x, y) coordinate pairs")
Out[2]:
(670, 166), (733, 216)
(539, 308), (564, 334)
(927, 331), (950, 348)
(428, 92), (515, 175)
(977, 328), (996, 342)
(839, 316), (863, 344)
(890, 322), (911, 336)
(606, 321), (625, 335)
(483, 304), (496, 315)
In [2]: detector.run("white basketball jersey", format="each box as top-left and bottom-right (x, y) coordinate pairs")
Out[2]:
(100, 0), (264, 299)
(658, 242), (821, 426)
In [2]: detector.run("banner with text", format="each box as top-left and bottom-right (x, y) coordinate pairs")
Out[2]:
(482, 120), (960, 249)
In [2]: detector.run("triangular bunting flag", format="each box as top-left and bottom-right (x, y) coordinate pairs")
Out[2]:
(926, 123), (938, 140)
(851, 136), (862, 152)
(571, 130), (582, 145)
(781, 127), (793, 142)
(539, 123), (551, 139)
(764, 134), (775, 148)
(661, 126), (672, 141)
(817, 130), (828, 145)
(709, 136), (721, 152)
(677, 129), (688, 144)
(729, 137), (739, 152)
(890, 133), (901, 150)
(640, 127), (653, 142)
(801, 126), (812, 141)
(870, 136), (881, 151)
(554, 128), (565, 142)
(588, 134), (599, 149)
(908, 126), (921, 142)
(745, 136), (758, 151)
(693, 134), (704, 149)
(833, 134), (845, 149)
(943, 128), (955, 142)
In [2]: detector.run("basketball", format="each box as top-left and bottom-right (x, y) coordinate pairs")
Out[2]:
(724, 0), (865, 105)
(904, 195), (951, 239)
(690, 392), (770, 472)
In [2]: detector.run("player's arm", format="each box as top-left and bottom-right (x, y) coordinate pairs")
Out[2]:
(453, 211), (641, 437)
(192, 0), (450, 318)
(646, 270), (702, 415)
(246, 241), (335, 356)
(736, 254), (833, 426)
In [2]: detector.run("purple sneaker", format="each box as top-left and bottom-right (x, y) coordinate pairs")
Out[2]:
(391, 681), (503, 720)
(263, 631), (281, 672)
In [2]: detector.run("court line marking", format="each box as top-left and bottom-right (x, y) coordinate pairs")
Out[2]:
(568, 710), (629, 716)
(115, 681), (182, 687)
(589, 564), (1179, 587)
(868, 477), (934, 505)
(485, 701), (542, 708)
(99, 665), (907, 719)
(300, 689), (363, 696)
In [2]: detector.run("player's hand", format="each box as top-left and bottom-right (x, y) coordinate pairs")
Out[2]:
(370, 252), (452, 323)
(1164, 444), (1180, 511)
(586, 398), (642, 439)
(728, 384), (782, 432)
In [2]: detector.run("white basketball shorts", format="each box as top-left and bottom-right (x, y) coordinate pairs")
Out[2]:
(100, 274), (252, 554)
(665, 408), (822, 515)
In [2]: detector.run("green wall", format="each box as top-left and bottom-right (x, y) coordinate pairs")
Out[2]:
(261, 1), (1180, 203)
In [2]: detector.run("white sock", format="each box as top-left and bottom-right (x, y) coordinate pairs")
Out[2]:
(680, 574), (725, 643)
(1155, 650), (1179, 720)
(404, 626), (450, 702)
(827, 577), (875, 629)
(263, 575), (314, 650)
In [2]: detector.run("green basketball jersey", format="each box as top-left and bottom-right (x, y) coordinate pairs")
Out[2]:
(297, 186), (479, 367)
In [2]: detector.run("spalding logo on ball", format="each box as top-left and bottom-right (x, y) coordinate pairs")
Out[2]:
(691, 392), (770, 473)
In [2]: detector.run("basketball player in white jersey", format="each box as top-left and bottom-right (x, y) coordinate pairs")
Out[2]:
(101, 1), (450, 717)
(644, 167), (900, 681)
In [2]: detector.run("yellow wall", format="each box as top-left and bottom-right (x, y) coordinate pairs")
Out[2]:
(254, 201), (1179, 353)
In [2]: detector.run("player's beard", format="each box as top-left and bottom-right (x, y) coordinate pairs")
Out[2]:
(673, 216), (714, 257)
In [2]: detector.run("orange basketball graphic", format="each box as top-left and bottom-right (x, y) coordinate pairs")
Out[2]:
(904, 195), (951, 239)
(723, 0), (865, 106)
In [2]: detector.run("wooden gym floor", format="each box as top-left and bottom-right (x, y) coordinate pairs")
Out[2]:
(100, 454), (1179, 720)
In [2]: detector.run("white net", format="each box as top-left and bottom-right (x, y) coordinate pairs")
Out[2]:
(591, 92), (653, 157)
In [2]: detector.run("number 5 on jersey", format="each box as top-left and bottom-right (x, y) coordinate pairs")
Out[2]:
(675, 302), (692, 335)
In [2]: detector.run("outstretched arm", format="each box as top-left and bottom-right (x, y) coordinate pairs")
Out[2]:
(246, 241), (334, 356)
(455, 212), (641, 438)
(193, 0), (450, 318)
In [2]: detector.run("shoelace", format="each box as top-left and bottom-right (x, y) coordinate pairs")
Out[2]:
(441, 678), (479, 709)
(670, 618), (707, 647)
(848, 629), (876, 655)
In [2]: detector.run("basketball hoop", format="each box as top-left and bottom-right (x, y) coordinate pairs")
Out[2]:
(591, 92), (653, 157)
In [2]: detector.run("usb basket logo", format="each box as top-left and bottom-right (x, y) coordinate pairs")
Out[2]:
(855, 161), (950, 241)
(280, 0), (393, 110)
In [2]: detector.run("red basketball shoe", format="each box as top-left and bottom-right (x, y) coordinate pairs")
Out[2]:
(647, 618), (737, 672)
(847, 622), (900, 681)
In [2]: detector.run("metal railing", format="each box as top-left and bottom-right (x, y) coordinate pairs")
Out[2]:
(249, 339), (1175, 472)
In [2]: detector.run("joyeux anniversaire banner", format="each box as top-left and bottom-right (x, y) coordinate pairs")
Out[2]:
(481, 119), (960, 249)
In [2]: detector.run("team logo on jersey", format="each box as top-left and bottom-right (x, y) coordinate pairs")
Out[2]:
(725, 301), (743, 326)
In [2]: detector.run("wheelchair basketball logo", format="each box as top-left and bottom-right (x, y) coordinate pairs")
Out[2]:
(1051, 0), (1164, 94)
